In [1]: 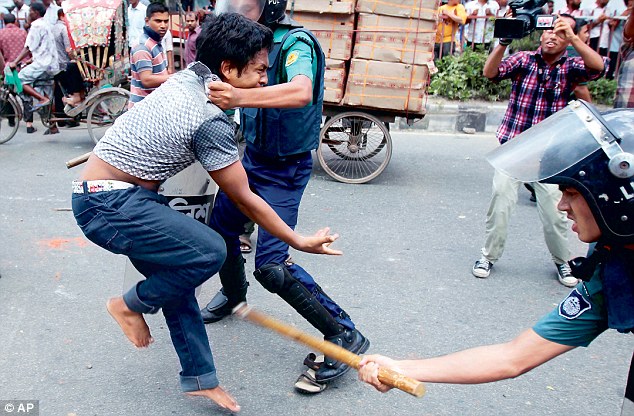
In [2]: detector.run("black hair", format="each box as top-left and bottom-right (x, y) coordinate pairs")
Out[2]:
(30, 2), (46, 17)
(558, 13), (576, 29)
(146, 2), (169, 18)
(573, 17), (589, 35)
(195, 13), (273, 77)
(2, 13), (15, 24)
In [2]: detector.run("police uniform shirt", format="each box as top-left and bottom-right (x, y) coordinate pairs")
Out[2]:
(533, 269), (608, 347)
(274, 27), (317, 100)
(93, 62), (238, 181)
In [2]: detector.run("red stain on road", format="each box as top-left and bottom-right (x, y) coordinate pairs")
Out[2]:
(38, 237), (89, 251)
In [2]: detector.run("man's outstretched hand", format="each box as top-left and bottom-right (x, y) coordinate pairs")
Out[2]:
(295, 227), (342, 255)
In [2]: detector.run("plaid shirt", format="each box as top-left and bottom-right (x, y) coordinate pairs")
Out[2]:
(493, 48), (606, 144)
(615, 44), (634, 108)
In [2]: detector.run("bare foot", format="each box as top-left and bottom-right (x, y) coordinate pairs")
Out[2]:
(106, 297), (153, 348)
(62, 96), (79, 106)
(187, 386), (241, 412)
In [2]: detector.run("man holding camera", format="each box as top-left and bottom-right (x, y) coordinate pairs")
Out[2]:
(471, 16), (607, 286)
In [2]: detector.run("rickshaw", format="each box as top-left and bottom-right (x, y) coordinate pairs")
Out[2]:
(59, 0), (131, 144)
(0, 0), (130, 145)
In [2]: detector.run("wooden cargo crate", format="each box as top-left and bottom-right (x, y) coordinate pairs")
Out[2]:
(287, 0), (356, 14)
(324, 59), (347, 104)
(342, 59), (429, 114)
(356, 0), (439, 20)
(354, 13), (436, 66)
(291, 12), (355, 60)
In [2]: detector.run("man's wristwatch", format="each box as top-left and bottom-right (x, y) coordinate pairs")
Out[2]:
(499, 38), (512, 46)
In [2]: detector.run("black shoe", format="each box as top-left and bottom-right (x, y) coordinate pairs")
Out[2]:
(67, 120), (80, 128)
(200, 289), (244, 324)
(315, 329), (370, 382)
(26, 126), (36, 134)
(8, 117), (15, 127)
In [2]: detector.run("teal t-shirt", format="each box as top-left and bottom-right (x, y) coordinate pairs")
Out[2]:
(273, 27), (317, 103)
(533, 269), (608, 347)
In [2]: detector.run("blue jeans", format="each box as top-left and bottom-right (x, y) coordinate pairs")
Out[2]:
(72, 184), (225, 392)
(209, 146), (354, 329)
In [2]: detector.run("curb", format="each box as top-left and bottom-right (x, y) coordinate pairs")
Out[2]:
(392, 98), (508, 134)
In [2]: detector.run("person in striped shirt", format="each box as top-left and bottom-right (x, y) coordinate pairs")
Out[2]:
(129, 2), (170, 108)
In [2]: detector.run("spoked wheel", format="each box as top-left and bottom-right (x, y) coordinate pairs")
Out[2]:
(0, 92), (21, 144)
(317, 111), (392, 184)
(87, 92), (130, 144)
(38, 104), (53, 129)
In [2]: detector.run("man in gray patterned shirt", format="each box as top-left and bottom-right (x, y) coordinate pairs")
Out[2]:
(71, 13), (341, 412)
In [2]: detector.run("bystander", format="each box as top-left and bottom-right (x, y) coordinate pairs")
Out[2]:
(129, 2), (170, 108)
(435, 0), (467, 60)
(184, 10), (200, 66)
(11, 0), (28, 29)
(0, 13), (27, 69)
(471, 16), (606, 287)
(615, 1), (634, 107)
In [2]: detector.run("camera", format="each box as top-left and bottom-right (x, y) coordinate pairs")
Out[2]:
(494, 0), (553, 39)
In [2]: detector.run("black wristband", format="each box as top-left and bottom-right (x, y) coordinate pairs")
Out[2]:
(499, 38), (512, 46)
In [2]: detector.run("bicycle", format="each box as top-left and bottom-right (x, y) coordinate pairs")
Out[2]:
(0, 77), (54, 144)
(0, 75), (130, 145)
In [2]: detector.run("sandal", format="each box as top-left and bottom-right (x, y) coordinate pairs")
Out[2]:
(294, 353), (327, 394)
(31, 100), (51, 111)
(239, 234), (253, 254)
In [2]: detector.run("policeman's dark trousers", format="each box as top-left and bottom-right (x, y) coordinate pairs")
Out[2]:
(209, 146), (355, 330)
(72, 185), (225, 392)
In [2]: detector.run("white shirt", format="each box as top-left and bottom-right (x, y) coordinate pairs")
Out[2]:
(464, 0), (499, 43)
(556, 6), (585, 17)
(127, 2), (147, 47)
(25, 18), (59, 74)
(43, 3), (61, 26)
(586, 5), (609, 44)
(161, 29), (173, 53)
(608, 6), (629, 52)
(11, 4), (29, 30)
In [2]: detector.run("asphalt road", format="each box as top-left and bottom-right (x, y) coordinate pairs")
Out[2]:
(0, 120), (632, 416)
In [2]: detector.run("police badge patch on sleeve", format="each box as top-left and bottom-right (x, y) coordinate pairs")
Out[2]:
(558, 288), (591, 319)
(285, 51), (299, 67)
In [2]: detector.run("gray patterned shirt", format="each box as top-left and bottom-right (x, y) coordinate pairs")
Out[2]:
(93, 62), (239, 181)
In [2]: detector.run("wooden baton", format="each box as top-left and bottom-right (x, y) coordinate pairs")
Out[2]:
(66, 152), (91, 169)
(233, 303), (426, 398)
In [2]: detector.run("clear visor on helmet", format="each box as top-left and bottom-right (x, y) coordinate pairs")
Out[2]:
(215, 0), (265, 21)
(486, 101), (619, 182)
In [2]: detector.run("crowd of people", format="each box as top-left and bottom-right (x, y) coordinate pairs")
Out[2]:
(0, 0), (87, 134)
(0, 0), (210, 135)
(436, 0), (632, 61)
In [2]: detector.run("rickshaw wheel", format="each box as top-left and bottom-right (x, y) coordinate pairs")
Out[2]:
(317, 111), (392, 184)
(87, 92), (130, 144)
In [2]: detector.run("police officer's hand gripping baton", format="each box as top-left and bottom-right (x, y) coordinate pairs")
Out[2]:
(233, 303), (426, 397)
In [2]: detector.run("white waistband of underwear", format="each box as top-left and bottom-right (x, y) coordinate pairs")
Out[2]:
(72, 180), (135, 194)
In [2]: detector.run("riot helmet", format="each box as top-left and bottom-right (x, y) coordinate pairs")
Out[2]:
(487, 101), (634, 244)
(215, 0), (287, 26)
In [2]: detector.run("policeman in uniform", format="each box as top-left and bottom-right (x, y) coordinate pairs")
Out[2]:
(200, 0), (370, 390)
(358, 101), (634, 413)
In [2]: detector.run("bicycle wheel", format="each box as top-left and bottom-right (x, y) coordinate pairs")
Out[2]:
(317, 112), (392, 184)
(87, 92), (129, 144)
(0, 92), (21, 144)
(38, 104), (53, 128)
